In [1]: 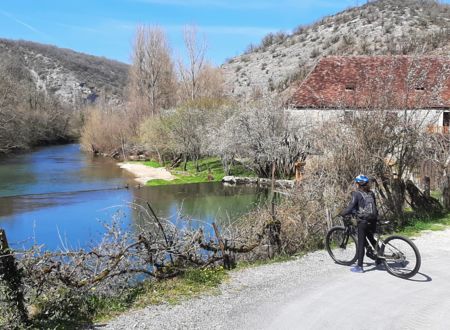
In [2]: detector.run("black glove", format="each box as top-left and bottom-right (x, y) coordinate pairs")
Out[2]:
(341, 215), (352, 226)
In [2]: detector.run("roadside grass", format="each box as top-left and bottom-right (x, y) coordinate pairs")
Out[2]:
(236, 254), (301, 270)
(92, 267), (227, 323)
(144, 157), (254, 186)
(396, 213), (450, 237)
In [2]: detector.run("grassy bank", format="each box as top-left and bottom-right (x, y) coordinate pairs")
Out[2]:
(396, 213), (450, 237)
(92, 268), (227, 323)
(143, 158), (254, 186)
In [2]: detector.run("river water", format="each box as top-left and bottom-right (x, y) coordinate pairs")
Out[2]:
(0, 144), (265, 250)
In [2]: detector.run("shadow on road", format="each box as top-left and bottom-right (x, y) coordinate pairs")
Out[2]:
(405, 272), (432, 282)
(363, 263), (432, 282)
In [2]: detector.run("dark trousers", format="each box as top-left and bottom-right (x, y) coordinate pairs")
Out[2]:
(356, 220), (377, 267)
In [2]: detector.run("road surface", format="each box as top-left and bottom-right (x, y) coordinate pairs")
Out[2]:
(104, 229), (450, 330)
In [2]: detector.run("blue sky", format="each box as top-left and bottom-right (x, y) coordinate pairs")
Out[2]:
(0, 0), (448, 65)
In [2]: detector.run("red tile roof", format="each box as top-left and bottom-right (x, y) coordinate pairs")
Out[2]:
(290, 56), (450, 110)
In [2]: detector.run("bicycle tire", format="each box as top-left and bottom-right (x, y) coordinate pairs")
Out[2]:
(326, 226), (358, 266)
(380, 235), (421, 279)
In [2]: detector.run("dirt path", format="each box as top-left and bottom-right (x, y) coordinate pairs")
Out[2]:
(103, 229), (450, 330)
(118, 163), (175, 185)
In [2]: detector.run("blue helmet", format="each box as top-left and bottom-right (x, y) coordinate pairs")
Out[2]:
(355, 175), (370, 185)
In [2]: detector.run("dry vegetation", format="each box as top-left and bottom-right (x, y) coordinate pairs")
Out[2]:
(0, 56), (77, 154)
(80, 25), (227, 166)
(0, 38), (129, 154)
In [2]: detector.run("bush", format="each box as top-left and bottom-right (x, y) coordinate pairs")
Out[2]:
(32, 288), (94, 329)
(80, 105), (134, 157)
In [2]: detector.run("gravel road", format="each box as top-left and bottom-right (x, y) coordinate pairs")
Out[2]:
(102, 229), (450, 330)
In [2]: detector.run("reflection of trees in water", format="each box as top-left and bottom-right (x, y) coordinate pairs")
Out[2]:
(77, 154), (130, 182)
(130, 183), (268, 232)
(0, 197), (16, 218)
(0, 160), (37, 197)
(0, 195), (62, 218)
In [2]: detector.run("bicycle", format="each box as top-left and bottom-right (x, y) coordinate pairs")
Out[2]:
(325, 216), (421, 279)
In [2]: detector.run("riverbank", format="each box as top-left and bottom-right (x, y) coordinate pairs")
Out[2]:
(120, 158), (255, 186)
(101, 225), (450, 329)
(117, 162), (175, 184)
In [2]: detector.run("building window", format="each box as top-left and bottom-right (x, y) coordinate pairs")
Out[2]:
(344, 110), (354, 121)
(345, 84), (355, 91)
(415, 86), (425, 91)
(386, 111), (398, 120)
(443, 112), (450, 134)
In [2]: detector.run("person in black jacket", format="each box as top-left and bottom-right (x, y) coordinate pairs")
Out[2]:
(340, 175), (379, 273)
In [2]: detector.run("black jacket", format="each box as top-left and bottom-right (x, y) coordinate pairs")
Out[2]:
(340, 190), (377, 218)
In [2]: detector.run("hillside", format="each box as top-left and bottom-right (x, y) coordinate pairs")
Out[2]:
(221, 0), (450, 99)
(0, 39), (129, 107)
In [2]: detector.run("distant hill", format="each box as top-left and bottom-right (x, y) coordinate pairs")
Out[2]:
(221, 0), (450, 99)
(0, 39), (129, 107)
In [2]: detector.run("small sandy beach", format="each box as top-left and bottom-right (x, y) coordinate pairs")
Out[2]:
(118, 163), (175, 185)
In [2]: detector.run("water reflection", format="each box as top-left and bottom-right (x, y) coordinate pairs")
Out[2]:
(0, 144), (265, 250)
(131, 183), (268, 232)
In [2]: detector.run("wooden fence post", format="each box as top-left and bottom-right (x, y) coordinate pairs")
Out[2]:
(0, 229), (28, 325)
(212, 223), (235, 269)
(444, 176), (450, 210)
(423, 176), (430, 198)
(295, 161), (306, 184)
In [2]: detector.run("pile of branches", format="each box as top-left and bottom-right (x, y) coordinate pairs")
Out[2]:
(0, 202), (276, 327)
(20, 205), (265, 291)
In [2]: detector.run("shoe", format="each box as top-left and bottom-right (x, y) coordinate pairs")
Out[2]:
(350, 266), (364, 273)
(375, 258), (384, 268)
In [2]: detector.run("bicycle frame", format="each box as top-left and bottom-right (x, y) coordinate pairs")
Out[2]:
(362, 223), (406, 263)
(343, 220), (387, 260)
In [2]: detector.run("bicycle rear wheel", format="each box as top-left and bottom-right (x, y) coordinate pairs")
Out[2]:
(326, 226), (357, 265)
(381, 235), (421, 279)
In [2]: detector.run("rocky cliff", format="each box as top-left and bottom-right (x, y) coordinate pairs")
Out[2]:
(0, 39), (129, 107)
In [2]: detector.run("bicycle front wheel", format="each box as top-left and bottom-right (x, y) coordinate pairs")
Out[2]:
(381, 235), (421, 279)
(326, 226), (357, 266)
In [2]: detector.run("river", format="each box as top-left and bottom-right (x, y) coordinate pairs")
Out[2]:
(0, 144), (265, 250)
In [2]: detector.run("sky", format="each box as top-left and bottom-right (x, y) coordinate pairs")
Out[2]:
(0, 0), (448, 66)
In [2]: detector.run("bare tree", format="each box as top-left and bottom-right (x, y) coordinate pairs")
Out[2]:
(197, 63), (225, 100)
(0, 58), (73, 154)
(215, 97), (311, 178)
(178, 25), (208, 102)
(128, 25), (176, 117)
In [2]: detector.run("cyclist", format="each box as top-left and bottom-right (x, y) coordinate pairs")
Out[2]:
(340, 174), (379, 273)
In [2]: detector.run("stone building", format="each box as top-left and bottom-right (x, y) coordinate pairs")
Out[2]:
(288, 56), (450, 130)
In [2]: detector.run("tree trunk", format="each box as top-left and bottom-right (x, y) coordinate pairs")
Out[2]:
(183, 154), (188, 171)
(406, 180), (442, 215)
(266, 162), (281, 258)
(442, 175), (450, 211)
(0, 229), (28, 325)
(423, 176), (430, 198)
